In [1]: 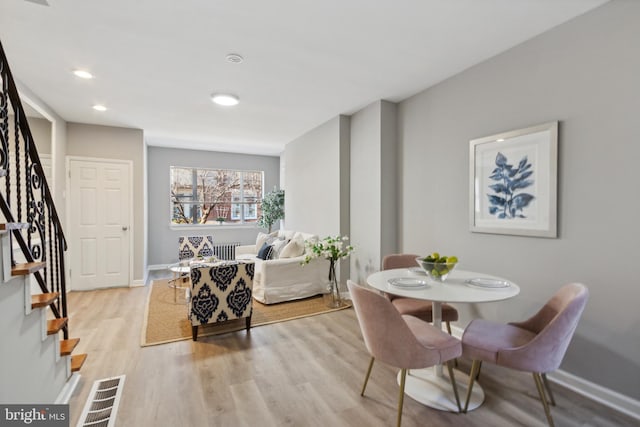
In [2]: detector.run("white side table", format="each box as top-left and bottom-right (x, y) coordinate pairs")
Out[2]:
(167, 262), (191, 303)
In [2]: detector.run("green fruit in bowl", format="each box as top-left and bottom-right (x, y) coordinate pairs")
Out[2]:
(417, 252), (459, 282)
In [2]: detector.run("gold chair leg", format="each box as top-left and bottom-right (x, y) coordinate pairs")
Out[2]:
(533, 373), (555, 427)
(361, 357), (375, 396)
(475, 361), (482, 380)
(463, 360), (481, 413)
(446, 360), (462, 412)
(397, 368), (407, 427)
(542, 373), (556, 406)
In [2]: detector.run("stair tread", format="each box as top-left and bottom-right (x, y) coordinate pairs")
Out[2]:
(46, 317), (68, 335)
(12, 261), (47, 276)
(71, 353), (87, 372)
(31, 292), (59, 309)
(0, 222), (28, 230)
(60, 338), (80, 356)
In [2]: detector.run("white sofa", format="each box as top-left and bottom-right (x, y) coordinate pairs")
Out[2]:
(235, 230), (329, 304)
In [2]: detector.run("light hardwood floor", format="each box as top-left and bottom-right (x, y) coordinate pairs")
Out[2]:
(66, 282), (636, 427)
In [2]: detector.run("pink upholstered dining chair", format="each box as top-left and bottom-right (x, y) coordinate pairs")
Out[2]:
(461, 283), (589, 427)
(382, 254), (459, 335)
(347, 280), (462, 427)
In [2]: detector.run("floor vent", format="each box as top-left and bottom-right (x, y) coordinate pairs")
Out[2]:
(77, 375), (125, 427)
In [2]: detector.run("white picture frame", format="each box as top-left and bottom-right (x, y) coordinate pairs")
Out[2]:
(469, 121), (558, 238)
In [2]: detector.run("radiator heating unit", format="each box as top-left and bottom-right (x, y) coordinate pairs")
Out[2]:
(212, 242), (241, 260)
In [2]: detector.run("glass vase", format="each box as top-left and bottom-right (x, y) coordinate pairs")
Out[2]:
(327, 259), (342, 308)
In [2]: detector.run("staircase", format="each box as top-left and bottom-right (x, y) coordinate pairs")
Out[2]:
(0, 39), (85, 403)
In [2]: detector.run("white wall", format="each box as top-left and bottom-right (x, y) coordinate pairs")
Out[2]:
(284, 116), (349, 237)
(397, 0), (639, 399)
(284, 115), (350, 281)
(349, 100), (397, 284)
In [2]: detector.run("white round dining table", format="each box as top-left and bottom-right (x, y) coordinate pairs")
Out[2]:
(366, 267), (520, 412)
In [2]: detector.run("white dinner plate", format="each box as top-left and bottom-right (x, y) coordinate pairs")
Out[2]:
(408, 267), (427, 275)
(466, 278), (511, 289)
(388, 277), (429, 289)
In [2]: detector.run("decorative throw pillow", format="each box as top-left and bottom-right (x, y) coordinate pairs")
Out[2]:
(257, 242), (275, 260)
(270, 238), (289, 259)
(255, 231), (278, 252)
(279, 234), (305, 258)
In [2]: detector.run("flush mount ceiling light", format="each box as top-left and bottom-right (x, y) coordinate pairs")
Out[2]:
(73, 69), (94, 79)
(211, 93), (239, 106)
(226, 53), (244, 64)
(92, 104), (107, 112)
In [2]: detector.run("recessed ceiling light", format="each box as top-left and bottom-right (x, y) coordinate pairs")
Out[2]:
(73, 69), (93, 79)
(211, 93), (239, 106)
(226, 53), (244, 64)
(497, 138), (505, 142)
(92, 104), (107, 112)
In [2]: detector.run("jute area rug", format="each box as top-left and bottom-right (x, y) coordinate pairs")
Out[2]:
(141, 279), (352, 346)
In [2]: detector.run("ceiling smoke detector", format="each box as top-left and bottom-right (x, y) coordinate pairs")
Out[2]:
(225, 53), (244, 64)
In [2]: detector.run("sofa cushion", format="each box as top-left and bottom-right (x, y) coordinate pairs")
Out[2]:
(279, 234), (305, 258)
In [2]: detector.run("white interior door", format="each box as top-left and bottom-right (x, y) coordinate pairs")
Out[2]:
(68, 158), (131, 290)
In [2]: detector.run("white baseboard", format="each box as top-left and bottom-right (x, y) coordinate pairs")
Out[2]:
(148, 264), (169, 271)
(55, 372), (80, 404)
(548, 370), (640, 421)
(450, 325), (640, 421)
(130, 279), (145, 288)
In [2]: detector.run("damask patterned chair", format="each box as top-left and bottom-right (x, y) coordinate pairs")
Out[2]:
(179, 235), (214, 260)
(188, 260), (255, 341)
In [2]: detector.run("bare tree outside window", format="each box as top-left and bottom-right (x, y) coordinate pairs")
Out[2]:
(170, 167), (263, 224)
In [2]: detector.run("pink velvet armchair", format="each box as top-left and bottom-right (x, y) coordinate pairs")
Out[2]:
(461, 282), (589, 427)
(347, 280), (462, 427)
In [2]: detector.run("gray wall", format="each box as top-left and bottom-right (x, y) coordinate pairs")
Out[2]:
(397, 0), (639, 398)
(17, 83), (67, 220)
(28, 116), (51, 155)
(350, 100), (397, 284)
(284, 115), (351, 282)
(147, 146), (280, 266)
(67, 123), (145, 282)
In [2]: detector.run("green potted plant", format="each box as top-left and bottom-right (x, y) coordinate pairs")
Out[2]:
(257, 188), (285, 232)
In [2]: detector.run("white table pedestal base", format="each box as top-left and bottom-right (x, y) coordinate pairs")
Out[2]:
(398, 368), (484, 412)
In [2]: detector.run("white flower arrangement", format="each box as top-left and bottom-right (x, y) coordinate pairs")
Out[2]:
(302, 235), (354, 264)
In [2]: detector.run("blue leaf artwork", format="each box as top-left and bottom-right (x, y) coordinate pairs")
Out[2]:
(487, 152), (535, 219)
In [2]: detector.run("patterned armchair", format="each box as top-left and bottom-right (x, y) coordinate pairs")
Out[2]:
(179, 235), (214, 260)
(188, 261), (255, 341)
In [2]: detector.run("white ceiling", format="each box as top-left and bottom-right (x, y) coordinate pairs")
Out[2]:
(0, 0), (607, 156)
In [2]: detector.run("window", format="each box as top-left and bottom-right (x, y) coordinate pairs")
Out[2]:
(170, 167), (263, 225)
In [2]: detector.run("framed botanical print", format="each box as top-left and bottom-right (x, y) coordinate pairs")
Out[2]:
(469, 121), (558, 238)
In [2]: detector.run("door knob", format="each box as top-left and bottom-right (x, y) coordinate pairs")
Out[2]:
(122, 226), (128, 231)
